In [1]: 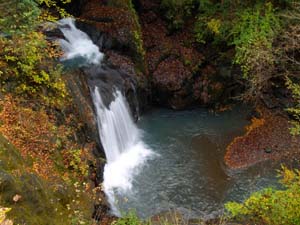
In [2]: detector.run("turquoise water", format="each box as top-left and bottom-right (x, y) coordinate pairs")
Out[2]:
(112, 107), (282, 220)
(56, 20), (281, 220)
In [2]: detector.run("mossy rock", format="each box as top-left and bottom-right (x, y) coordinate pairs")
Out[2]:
(107, 0), (146, 71)
(0, 135), (24, 171)
(0, 134), (93, 224)
(0, 170), (16, 200)
(106, 0), (133, 9)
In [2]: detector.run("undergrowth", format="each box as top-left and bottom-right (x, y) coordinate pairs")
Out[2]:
(226, 166), (300, 225)
(0, 0), (70, 107)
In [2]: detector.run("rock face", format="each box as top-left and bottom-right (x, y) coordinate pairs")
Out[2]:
(84, 64), (141, 120)
(64, 0), (88, 16)
(140, 0), (200, 109)
(75, 0), (150, 112)
(138, 0), (242, 109)
(152, 58), (193, 109)
(61, 1), (247, 172)
(66, 0), (243, 110)
(63, 49), (143, 191)
(60, 0), (151, 156)
(64, 70), (104, 156)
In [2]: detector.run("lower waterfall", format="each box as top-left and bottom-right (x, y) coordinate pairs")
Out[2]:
(92, 88), (153, 215)
(58, 18), (153, 215)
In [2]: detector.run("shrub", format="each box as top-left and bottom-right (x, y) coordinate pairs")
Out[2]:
(277, 3), (300, 135)
(0, 0), (40, 34)
(160, 0), (196, 30)
(0, 32), (67, 106)
(63, 149), (89, 178)
(0, 207), (12, 224)
(232, 3), (280, 75)
(37, 0), (71, 18)
(114, 211), (145, 225)
(226, 166), (300, 225)
(195, 2), (281, 99)
(286, 78), (300, 135)
(0, 0), (68, 107)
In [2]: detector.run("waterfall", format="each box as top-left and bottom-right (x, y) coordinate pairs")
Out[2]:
(58, 18), (153, 215)
(93, 88), (140, 163)
(92, 88), (153, 214)
(58, 18), (103, 64)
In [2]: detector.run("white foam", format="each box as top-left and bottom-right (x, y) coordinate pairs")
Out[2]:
(93, 87), (152, 196)
(58, 18), (103, 64)
(103, 141), (153, 215)
(92, 88), (154, 215)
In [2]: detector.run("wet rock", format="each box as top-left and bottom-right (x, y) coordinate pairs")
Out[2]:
(72, 0), (151, 112)
(106, 51), (136, 78)
(64, 69), (105, 155)
(85, 64), (140, 118)
(41, 24), (64, 41)
(92, 188), (111, 221)
(78, 0), (145, 67)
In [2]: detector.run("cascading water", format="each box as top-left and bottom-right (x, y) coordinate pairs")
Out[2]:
(58, 18), (153, 215)
(58, 18), (103, 64)
(92, 88), (153, 214)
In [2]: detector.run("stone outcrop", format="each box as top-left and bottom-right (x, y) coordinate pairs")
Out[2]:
(139, 0), (241, 109)
(63, 0), (244, 110)
(64, 70), (101, 152)
(73, 0), (150, 113)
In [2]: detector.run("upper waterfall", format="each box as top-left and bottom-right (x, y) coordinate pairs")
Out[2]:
(58, 18), (103, 64)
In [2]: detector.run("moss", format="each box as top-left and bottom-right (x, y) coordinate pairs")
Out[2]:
(0, 134), (93, 225)
(0, 135), (23, 171)
(107, 0), (132, 9)
(107, 0), (146, 73)
(160, 0), (196, 31)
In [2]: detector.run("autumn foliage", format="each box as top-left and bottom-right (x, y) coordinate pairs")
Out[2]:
(0, 95), (90, 182)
